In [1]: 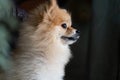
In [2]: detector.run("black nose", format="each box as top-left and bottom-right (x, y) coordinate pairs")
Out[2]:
(76, 30), (80, 34)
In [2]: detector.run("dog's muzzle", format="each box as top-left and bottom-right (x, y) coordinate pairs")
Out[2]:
(61, 30), (80, 41)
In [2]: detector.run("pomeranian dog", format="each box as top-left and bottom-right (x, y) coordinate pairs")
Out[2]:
(5, 0), (80, 80)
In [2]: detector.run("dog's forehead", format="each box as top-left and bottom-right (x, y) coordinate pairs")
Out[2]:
(58, 9), (71, 22)
(61, 10), (71, 25)
(58, 13), (71, 26)
(49, 7), (71, 25)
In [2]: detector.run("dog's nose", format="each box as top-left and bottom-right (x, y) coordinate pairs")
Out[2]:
(76, 30), (80, 34)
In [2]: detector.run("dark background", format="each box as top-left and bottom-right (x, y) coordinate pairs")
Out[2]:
(15, 0), (120, 80)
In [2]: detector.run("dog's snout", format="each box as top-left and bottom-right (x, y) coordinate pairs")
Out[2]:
(76, 30), (80, 34)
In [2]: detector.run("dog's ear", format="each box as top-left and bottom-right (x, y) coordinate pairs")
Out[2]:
(35, 0), (58, 15)
(50, 0), (58, 7)
(48, 0), (58, 12)
(42, 0), (58, 12)
(27, 0), (59, 27)
(41, 0), (59, 23)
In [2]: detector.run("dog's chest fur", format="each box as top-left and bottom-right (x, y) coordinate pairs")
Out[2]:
(7, 41), (71, 80)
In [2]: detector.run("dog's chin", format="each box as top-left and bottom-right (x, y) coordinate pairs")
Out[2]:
(61, 35), (79, 45)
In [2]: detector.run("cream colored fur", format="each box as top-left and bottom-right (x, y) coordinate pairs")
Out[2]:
(7, 26), (71, 80)
(3, 0), (79, 80)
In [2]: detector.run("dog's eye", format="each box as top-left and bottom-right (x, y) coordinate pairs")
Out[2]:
(61, 23), (67, 29)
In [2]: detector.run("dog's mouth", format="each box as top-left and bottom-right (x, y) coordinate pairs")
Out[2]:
(61, 34), (79, 41)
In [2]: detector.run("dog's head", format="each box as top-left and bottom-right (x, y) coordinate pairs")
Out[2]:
(28, 0), (80, 45)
